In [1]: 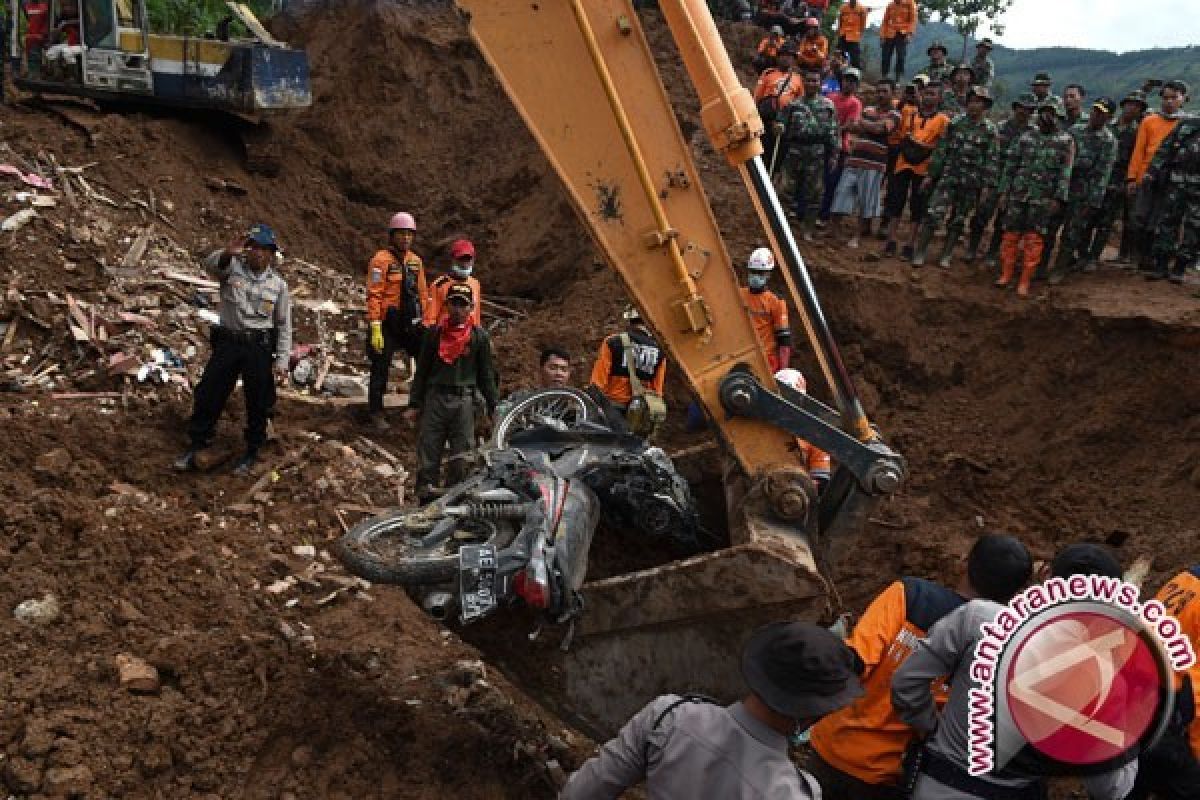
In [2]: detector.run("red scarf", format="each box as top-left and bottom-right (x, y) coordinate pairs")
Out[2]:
(437, 321), (474, 364)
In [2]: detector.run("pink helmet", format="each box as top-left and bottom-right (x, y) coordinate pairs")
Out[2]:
(388, 212), (416, 232)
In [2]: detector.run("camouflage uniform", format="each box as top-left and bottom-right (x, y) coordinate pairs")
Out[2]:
(970, 54), (994, 88)
(1147, 117), (1200, 281)
(923, 61), (953, 86)
(782, 93), (840, 232)
(940, 91), (967, 117)
(1052, 121), (1117, 276)
(995, 125), (1075, 294)
(915, 114), (998, 266)
(1087, 116), (1141, 262)
(971, 114), (1034, 262)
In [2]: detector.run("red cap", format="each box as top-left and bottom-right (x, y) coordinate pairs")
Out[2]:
(450, 239), (475, 259)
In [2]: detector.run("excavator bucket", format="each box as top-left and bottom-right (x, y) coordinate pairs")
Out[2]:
(454, 0), (848, 735)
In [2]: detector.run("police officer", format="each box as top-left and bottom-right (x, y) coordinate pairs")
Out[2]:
(562, 621), (863, 799)
(175, 224), (292, 475)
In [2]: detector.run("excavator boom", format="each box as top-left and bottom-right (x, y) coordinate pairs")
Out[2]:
(455, 0), (905, 734)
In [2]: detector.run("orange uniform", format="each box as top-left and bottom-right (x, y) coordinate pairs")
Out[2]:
(796, 33), (829, 71)
(1154, 567), (1200, 760)
(895, 108), (950, 177)
(880, 0), (917, 39)
(423, 275), (482, 327)
(366, 248), (427, 324)
(837, 3), (869, 42)
(1127, 113), (1183, 183)
(589, 328), (667, 409)
(754, 68), (804, 111)
(740, 287), (790, 372)
(810, 578), (966, 785)
(797, 439), (831, 484)
(757, 35), (783, 58)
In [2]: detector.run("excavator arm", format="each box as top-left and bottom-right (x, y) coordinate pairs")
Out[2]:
(454, 0), (906, 735)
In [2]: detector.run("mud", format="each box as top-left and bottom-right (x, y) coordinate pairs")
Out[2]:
(1, 2), (1198, 798)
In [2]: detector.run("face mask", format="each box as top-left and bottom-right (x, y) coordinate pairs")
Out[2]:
(748, 273), (769, 291)
(451, 264), (473, 279)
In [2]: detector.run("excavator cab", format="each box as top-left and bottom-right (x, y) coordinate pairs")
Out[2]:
(446, 0), (907, 736)
(9, 0), (310, 112)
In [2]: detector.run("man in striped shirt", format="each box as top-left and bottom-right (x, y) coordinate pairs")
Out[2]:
(832, 80), (901, 248)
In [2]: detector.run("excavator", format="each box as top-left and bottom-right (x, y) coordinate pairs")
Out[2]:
(344, 0), (908, 737)
(6, 0), (311, 172)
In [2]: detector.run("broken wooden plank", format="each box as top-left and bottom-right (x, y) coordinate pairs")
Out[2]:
(355, 436), (400, 466)
(313, 355), (332, 392)
(51, 391), (122, 400)
(158, 270), (219, 290)
(0, 318), (19, 353)
(481, 297), (528, 319)
(122, 227), (153, 268)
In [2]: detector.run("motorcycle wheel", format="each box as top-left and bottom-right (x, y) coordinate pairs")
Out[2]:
(491, 387), (599, 449)
(335, 510), (505, 586)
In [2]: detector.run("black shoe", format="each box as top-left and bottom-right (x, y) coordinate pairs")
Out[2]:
(233, 451), (258, 476)
(901, 244), (914, 260)
(174, 449), (200, 472)
(883, 240), (897, 257)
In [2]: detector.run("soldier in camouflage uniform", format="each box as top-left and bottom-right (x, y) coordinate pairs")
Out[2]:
(1147, 114), (1200, 282)
(1050, 97), (1118, 282)
(971, 93), (1036, 265)
(914, 86), (999, 267)
(779, 69), (840, 240)
(940, 63), (974, 116)
(1086, 90), (1146, 266)
(921, 41), (953, 86)
(1030, 71), (1061, 107)
(994, 98), (1075, 296)
(970, 39), (994, 89)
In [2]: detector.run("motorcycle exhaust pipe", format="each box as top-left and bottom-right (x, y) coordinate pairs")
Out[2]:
(421, 591), (456, 622)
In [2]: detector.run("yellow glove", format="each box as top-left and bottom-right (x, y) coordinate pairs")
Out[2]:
(369, 321), (384, 354)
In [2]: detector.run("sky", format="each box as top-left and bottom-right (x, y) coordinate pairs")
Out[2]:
(863, 0), (1200, 53)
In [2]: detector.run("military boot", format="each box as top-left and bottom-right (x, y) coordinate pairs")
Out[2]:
(911, 224), (935, 267)
(1168, 256), (1188, 285)
(964, 228), (985, 264)
(937, 234), (959, 269)
(1146, 254), (1170, 281)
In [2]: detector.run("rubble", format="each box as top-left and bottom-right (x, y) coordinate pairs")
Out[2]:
(13, 593), (61, 626)
(114, 653), (161, 693)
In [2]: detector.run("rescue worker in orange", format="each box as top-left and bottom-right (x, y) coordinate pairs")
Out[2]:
(795, 17), (829, 73)
(741, 248), (792, 373)
(835, 0), (872, 70)
(366, 211), (427, 431)
(807, 533), (1034, 799)
(879, 0), (917, 81)
(1126, 79), (1188, 272)
(773, 369), (831, 491)
(754, 25), (787, 73)
(1129, 565), (1200, 799)
(588, 306), (667, 413)
(754, 46), (804, 167)
(424, 238), (482, 328)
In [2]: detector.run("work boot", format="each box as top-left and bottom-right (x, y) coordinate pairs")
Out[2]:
(995, 232), (1020, 288)
(1017, 233), (1044, 297)
(1168, 257), (1187, 284)
(232, 450), (259, 477)
(910, 224), (934, 267)
(173, 449), (201, 472)
(964, 229), (984, 264)
(1080, 259), (1098, 273)
(901, 244), (914, 261)
(883, 240), (897, 257)
(846, 236), (860, 249)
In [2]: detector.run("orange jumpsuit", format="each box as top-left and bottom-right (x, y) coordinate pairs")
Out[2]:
(810, 578), (966, 785)
(740, 287), (790, 372)
(837, 3), (868, 43)
(366, 248), (427, 324)
(1154, 567), (1200, 761)
(880, 0), (917, 40)
(754, 68), (804, 110)
(589, 328), (667, 409)
(423, 275), (482, 328)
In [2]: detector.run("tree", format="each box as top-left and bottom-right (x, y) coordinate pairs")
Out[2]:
(921, 0), (1013, 63)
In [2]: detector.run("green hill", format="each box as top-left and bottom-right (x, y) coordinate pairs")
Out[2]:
(859, 20), (1200, 106)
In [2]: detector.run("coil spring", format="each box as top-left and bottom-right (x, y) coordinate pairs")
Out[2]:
(467, 502), (530, 521)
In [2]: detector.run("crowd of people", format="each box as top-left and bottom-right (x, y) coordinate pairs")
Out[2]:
(750, 1), (1198, 292)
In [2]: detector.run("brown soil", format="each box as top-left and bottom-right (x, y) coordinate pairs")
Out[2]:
(1, 2), (1198, 799)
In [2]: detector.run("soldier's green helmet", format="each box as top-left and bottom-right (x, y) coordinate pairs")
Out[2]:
(1012, 92), (1039, 111)
(1038, 96), (1066, 119)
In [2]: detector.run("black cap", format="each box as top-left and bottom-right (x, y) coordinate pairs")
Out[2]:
(741, 621), (863, 719)
(1051, 543), (1122, 579)
(1032, 71), (1052, 85)
(978, 37), (994, 49)
(1092, 96), (1117, 115)
(446, 283), (474, 306)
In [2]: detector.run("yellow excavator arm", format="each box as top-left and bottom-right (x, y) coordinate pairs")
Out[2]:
(455, 0), (906, 735)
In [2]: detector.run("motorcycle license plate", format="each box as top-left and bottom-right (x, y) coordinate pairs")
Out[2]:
(459, 544), (498, 623)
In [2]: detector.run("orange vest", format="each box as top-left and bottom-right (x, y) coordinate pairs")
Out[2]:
(880, 0), (917, 39)
(895, 109), (950, 176)
(740, 287), (790, 371)
(1154, 567), (1200, 760)
(810, 579), (965, 785)
(588, 329), (667, 408)
(796, 34), (829, 70)
(366, 248), (427, 323)
(837, 4), (868, 42)
(754, 69), (804, 111)
(1127, 113), (1182, 182)
(423, 275), (482, 327)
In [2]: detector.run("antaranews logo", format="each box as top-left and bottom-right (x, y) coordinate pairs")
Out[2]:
(968, 574), (1196, 776)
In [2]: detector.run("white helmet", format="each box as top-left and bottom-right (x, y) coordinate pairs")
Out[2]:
(774, 368), (807, 394)
(747, 247), (775, 272)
